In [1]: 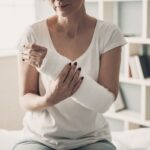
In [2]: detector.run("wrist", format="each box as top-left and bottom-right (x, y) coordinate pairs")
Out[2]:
(35, 95), (49, 110)
(43, 94), (54, 107)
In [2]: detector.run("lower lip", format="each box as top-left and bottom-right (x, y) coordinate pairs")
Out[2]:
(57, 5), (69, 9)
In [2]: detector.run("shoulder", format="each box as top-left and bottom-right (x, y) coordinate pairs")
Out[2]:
(18, 20), (45, 43)
(96, 20), (127, 54)
(97, 19), (121, 36)
(26, 19), (46, 35)
(16, 20), (45, 50)
(26, 16), (56, 36)
(20, 19), (49, 45)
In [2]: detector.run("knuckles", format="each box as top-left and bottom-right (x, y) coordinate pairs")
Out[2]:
(61, 72), (67, 78)
(29, 49), (33, 55)
(31, 43), (36, 49)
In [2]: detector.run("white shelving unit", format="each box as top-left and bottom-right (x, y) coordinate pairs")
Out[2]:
(85, 0), (150, 131)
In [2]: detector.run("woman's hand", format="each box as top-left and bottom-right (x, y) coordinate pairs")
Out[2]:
(21, 43), (47, 68)
(45, 62), (84, 106)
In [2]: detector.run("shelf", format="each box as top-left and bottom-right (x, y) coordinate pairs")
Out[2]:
(104, 110), (150, 127)
(85, 0), (150, 131)
(103, 0), (143, 37)
(85, 0), (99, 2)
(119, 77), (143, 85)
(103, 0), (142, 2)
(126, 37), (150, 44)
(119, 77), (150, 86)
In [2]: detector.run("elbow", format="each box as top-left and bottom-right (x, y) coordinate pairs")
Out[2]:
(19, 93), (33, 112)
(97, 90), (116, 114)
(111, 90), (118, 101)
(108, 86), (119, 101)
(113, 88), (119, 101)
(19, 95), (28, 112)
(105, 88), (117, 102)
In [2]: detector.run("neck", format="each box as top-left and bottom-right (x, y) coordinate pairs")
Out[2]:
(56, 7), (88, 38)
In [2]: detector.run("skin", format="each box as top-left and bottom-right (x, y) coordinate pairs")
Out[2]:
(20, 0), (121, 111)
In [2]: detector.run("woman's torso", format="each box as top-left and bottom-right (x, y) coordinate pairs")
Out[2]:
(20, 18), (112, 150)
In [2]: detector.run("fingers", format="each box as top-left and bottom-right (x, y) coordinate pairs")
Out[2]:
(61, 62), (84, 95)
(21, 43), (47, 58)
(71, 77), (84, 94)
(58, 62), (72, 83)
(64, 62), (77, 85)
(23, 58), (40, 68)
(22, 49), (41, 57)
(25, 43), (46, 51)
(69, 67), (81, 89)
(20, 43), (47, 67)
(22, 51), (41, 67)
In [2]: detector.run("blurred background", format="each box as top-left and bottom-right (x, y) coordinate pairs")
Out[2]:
(0, 0), (150, 135)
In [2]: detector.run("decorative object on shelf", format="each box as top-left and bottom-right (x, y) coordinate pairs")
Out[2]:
(139, 55), (150, 78)
(129, 55), (150, 79)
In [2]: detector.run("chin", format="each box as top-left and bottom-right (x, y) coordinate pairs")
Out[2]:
(57, 11), (73, 18)
(56, 7), (75, 17)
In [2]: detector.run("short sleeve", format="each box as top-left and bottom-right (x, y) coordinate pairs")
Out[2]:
(102, 24), (127, 54)
(16, 26), (36, 52)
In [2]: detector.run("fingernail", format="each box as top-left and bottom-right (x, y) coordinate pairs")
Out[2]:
(22, 59), (25, 61)
(73, 62), (77, 66)
(81, 77), (84, 80)
(78, 67), (81, 71)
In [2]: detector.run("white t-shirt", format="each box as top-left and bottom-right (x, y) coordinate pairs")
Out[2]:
(17, 19), (127, 150)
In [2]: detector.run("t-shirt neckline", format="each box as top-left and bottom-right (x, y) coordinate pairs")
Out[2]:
(44, 19), (99, 63)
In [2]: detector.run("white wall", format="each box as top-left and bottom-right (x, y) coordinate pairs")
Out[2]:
(0, 55), (24, 130)
(34, 0), (54, 21)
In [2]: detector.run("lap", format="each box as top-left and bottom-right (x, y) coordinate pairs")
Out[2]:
(75, 140), (116, 150)
(12, 140), (54, 150)
(12, 139), (116, 150)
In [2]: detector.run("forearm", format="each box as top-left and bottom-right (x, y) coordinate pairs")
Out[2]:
(36, 50), (70, 80)
(71, 73), (115, 113)
(36, 51), (115, 113)
(20, 93), (52, 112)
(39, 67), (115, 113)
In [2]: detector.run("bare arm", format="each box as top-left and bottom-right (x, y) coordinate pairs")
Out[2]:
(98, 46), (122, 100)
(17, 52), (48, 112)
(18, 43), (83, 111)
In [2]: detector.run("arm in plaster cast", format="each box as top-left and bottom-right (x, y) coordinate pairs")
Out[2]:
(36, 50), (115, 113)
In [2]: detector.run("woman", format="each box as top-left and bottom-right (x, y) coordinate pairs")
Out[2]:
(13, 0), (126, 150)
